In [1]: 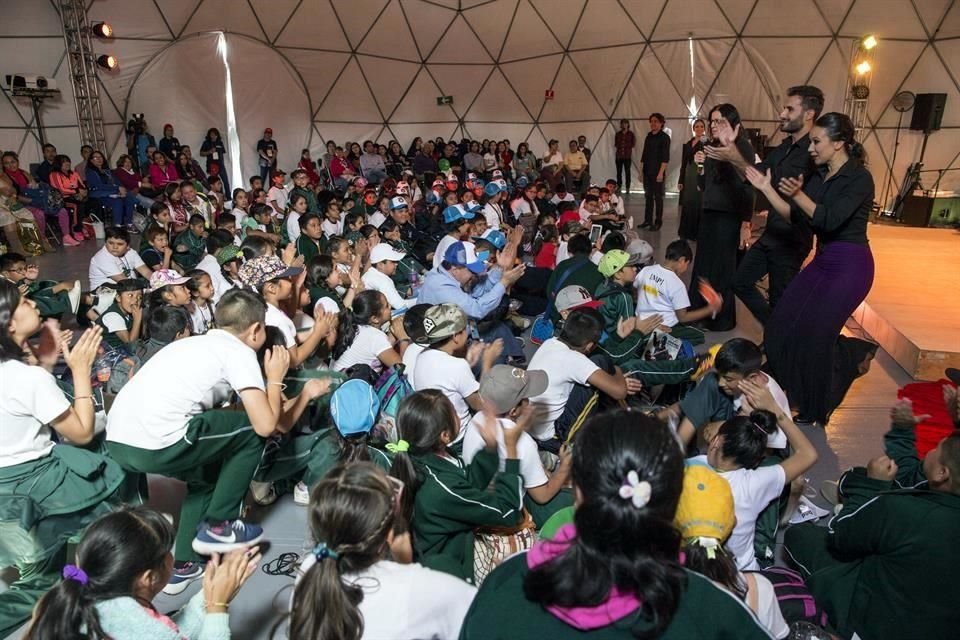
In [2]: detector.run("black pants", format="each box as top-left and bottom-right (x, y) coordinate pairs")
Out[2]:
(616, 159), (631, 192)
(642, 174), (664, 225)
(733, 237), (806, 325)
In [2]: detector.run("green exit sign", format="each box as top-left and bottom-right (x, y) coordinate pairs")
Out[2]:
(436, 95), (454, 105)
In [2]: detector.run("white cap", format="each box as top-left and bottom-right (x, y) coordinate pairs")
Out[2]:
(626, 239), (655, 265)
(369, 243), (406, 264)
(314, 297), (340, 314)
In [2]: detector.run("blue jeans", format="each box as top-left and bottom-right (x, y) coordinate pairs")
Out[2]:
(363, 168), (388, 185)
(97, 192), (137, 226)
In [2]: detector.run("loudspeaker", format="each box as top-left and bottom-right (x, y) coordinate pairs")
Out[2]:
(900, 194), (934, 227)
(910, 93), (947, 132)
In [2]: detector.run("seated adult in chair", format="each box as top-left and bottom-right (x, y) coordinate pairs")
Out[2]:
(562, 140), (589, 196)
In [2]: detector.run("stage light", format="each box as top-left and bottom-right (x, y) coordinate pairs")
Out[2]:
(96, 55), (118, 70)
(855, 61), (872, 75)
(91, 22), (113, 39)
(862, 35), (878, 50)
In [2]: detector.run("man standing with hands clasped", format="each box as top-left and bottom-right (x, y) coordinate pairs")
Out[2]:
(705, 86), (824, 325)
(640, 113), (670, 231)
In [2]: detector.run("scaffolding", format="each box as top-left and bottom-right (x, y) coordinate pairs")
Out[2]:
(59, 0), (107, 154)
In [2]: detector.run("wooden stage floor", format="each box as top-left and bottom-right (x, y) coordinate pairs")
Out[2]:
(852, 224), (960, 381)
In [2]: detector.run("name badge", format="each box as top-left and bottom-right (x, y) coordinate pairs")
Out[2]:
(212, 152), (219, 160)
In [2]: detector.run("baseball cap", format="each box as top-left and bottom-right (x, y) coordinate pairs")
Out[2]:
(352, 176), (368, 188)
(390, 196), (408, 210)
(370, 243), (406, 264)
(471, 229), (506, 250)
(215, 245), (242, 266)
(149, 269), (190, 292)
(420, 303), (467, 344)
(555, 285), (602, 312)
(561, 220), (583, 235)
(516, 175), (529, 188)
(237, 255), (303, 290)
(674, 464), (735, 542)
(491, 169), (503, 179)
(431, 178), (445, 189)
(484, 182), (502, 197)
(443, 241), (488, 274)
(464, 202), (482, 216)
(395, 182), (410, 195)
(264, 127), (273, 134)
(443, 204), (476, 223)
(626, 239), (655, 266)
(330, 379), (381, 436)
(401, 168), (414, 177)
(480, 365), (549, 415)
(598, 249), (643, 278)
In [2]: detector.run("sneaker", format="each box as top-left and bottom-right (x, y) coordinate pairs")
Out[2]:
(249, 480), (277, 506)
(72, 231), (86, 243)
(192, 519), (264, 555)
(62, 234), (80, 247)
(293, 481), (310, 506)
(162, 561), (204, 595)
(67, 281), (82, 315)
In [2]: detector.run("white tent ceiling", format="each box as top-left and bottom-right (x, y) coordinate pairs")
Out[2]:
(3, 0), (960, 204)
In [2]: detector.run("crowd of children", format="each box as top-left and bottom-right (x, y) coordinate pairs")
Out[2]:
(1, 128), (958, 640)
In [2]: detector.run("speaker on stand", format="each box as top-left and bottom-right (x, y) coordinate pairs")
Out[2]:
(892, 93), (947, 221)
(880, 91), (914, 218)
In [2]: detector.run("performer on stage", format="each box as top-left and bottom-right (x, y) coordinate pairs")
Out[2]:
(688, 104), (755, 332)
(707, 86), (823, 325)
(746, 113), (874, 426)
(677, 119), (706, 241)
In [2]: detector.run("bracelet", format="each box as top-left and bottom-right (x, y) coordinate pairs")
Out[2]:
(396, 338), (411, 345)
(268, 382), (287, 390)
(73, 395), (94, 401)
(206, 601), (229, 611)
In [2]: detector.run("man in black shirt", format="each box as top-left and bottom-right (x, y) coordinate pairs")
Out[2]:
(34, 143), (57, 184)
(640, 113), (670, 230)
(706, 85), (823, 324)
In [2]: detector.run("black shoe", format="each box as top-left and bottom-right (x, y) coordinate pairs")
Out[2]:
(652, 221), (662, 231)
(793, 414), (821, 427)
(639, 221), (652, 229)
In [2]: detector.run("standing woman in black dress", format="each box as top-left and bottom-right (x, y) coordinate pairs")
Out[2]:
(688, 104), (755, 331)
(677, 118), (706, 241)
(746, 112), (874, 425)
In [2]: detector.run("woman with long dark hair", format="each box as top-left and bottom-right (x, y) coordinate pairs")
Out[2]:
(0, 279), (125, 636)
(286, 462), (475, 640)
(746, 112), (875, 425)
(199, 127), (229, 193)
(687, 104), (755, 331)
(24, 506), (259, 640)
(460, 411), (772, 639)
(85, 151), (138, 231)
(677, 119), (706, 241)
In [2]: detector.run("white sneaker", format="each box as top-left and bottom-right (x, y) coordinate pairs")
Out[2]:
(249, 481), (277, 506)
(68, 281), (81, 315)
(293, 481), (310, 506)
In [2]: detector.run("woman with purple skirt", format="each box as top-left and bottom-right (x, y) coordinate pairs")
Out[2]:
(746, 113), (874, 426)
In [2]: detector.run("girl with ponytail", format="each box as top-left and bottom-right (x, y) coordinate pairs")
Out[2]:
(330, 289), (400, 374)
(286, 462), (475, 640)
(25, 506), (260, 640)
(461, 411), (773, 639)
(745, 111), (875, 426)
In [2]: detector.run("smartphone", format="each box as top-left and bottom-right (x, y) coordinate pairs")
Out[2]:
(589, 223), (603, 244)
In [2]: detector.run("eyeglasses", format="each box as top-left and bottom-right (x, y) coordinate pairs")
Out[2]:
(709, 119), (728, 127)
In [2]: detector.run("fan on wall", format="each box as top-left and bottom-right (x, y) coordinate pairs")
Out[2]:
(883, 90), (915, 217)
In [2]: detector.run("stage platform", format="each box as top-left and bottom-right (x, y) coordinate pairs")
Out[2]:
(852, 224), (960, 381)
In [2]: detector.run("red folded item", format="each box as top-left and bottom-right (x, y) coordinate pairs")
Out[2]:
(897, 379), (957, 457)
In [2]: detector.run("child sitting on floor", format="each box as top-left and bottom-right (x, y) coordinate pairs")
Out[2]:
(185, 269), (216, 335)
(0, 252), (83, 320)
(140, 225), (173, 273)
(173, 214), (207, 271)
(96, 279), (143, 353)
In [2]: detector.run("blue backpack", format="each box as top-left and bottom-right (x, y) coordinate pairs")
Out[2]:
(373, 363), (413, 442)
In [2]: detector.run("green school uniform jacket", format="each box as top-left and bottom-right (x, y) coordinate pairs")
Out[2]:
(301, 428), (393, 487)
(810, 466), (960, 640)
(594, 279), (645, 363)
(883, 423), (929, 488)
(296, 234), (325, 262)
(545, 256), (605, 324)
(173, 229), (204, 270)
(461, 556), (773, 639)
(290, 186), (319, 214)
(412, 450), (523, 583)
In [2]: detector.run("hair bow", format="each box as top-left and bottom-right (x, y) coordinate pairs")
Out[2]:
(618, 470), (652, 509)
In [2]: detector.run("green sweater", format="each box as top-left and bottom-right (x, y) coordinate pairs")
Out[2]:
(594, 279), (645, 363)
(460, 557), (773, 639)
(810, 465), (960, 639)
(412, 450), (523, 583)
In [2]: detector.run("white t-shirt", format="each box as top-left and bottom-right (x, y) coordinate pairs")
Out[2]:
(265, 302), (297, 349)
(483, 202), (503, 230)
(549, 193), (575, 206)
(411, 349), (479, 434)
(362, 267), (417, 311)
(510, 198), (533, 220)
(106, 329), (265, 450)
(745, 571), (791, 639)
(401, 341), (425, 374)
(461, 415), (548, 489)
(733, 374), (790, 449)
(286, 211), (301, 243)
(295, 559), (475, 640)
(89, 246), (145, 290)
(188, 301), (215, 335)
(369, 211), (387, 228)
(322, 217), (343, 238)
(231, 207), (248, 230)
(635, 264), (689, 327)
(526, 338), (600, 441)
(433, 234), (459, 269)
(332, 325), (392, 374)
(555, 241), (569, 264)
(196, 253), (233, 305)
(690, 455), (787, 571)
(0, 360), (70, 466)
(543, 151), (563, 169)
(267, 185), (288, 213)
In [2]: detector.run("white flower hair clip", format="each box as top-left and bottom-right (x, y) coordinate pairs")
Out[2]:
(619, 470), (652, 509)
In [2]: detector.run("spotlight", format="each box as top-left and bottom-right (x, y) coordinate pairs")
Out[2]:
(91, 22), (113, 39)
(861, 35), (878, 50)
(96, 55), (118, 70)
(855, 61), (872, 75)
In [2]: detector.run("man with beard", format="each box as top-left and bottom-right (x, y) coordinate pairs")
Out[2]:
(705, 85), (823, 324)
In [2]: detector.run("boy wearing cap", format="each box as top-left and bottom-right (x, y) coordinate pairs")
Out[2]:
(636, 239), (721, 346)
(238, 255), (336, 368)
(107, 289), (289, 592)
(546, 233), (604, 325)
(411, 304), (503, 445)
(462, 365), (575, 527)
(96, 279), (143, 351)
(432, 205), (477, 270)
(363, 243), (418, 311)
